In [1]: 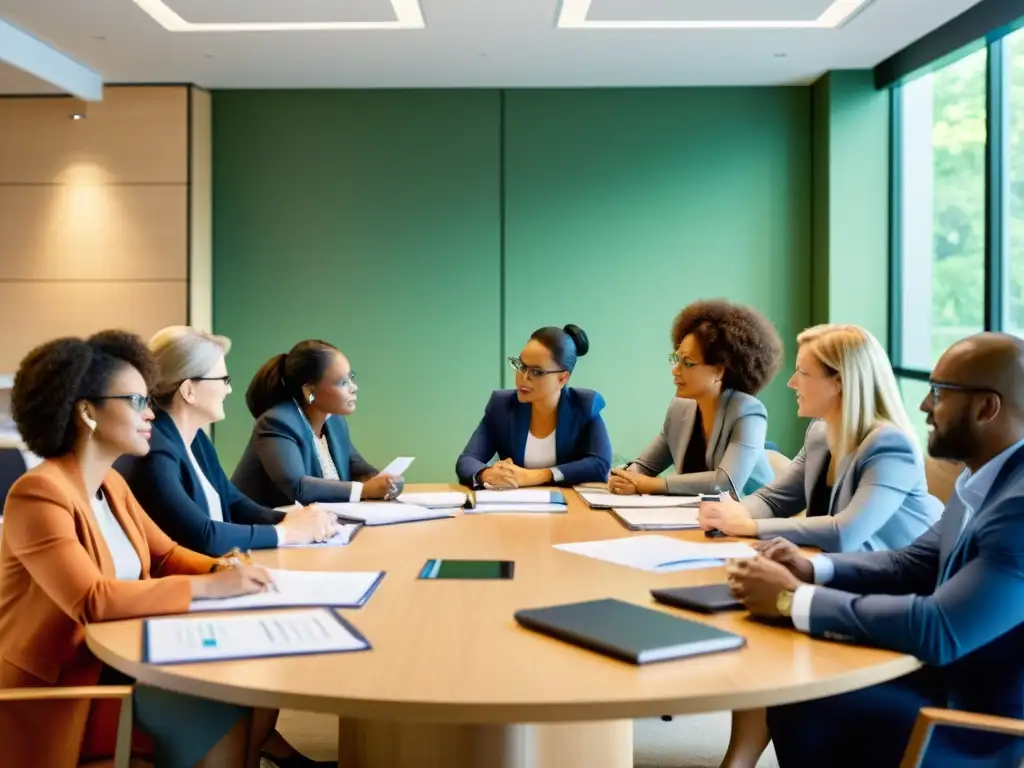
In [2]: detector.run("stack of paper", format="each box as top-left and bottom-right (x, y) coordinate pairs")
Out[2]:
(397, 491), (468, 508)
(189, 568), (384, 611)
(554, 535), (756, 573)
(609, 507), (700, 531)
(576, 490), (700, 509)
(468, 489), (568, 514)
(144, 608), (370, 665)
(320, 502), (457, 526)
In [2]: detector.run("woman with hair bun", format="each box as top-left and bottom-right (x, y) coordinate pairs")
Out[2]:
(232, 339), (401, 508)
(456, 324), (612, 488)
(0, 331), (287, 768)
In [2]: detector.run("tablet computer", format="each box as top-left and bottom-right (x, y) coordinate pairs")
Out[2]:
(418, 559), (515, 580)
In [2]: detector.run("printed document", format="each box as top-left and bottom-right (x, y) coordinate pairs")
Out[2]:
(554, 535), (756, 573)
(189, 568), (383, 611)
(145, 608), (368, 664)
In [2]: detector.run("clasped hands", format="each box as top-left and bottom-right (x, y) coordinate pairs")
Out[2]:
(726, 537), (815, 619)
(480, 458), (550, 489)
(607, 468), (665, 495)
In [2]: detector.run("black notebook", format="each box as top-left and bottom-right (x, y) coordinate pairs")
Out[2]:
(651, 584), (743, 614)
(514, 598), (746, 665)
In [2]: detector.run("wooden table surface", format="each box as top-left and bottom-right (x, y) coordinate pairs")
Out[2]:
(86, 484), (919, 725)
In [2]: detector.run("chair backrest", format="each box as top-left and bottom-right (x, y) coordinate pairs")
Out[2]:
(766, 449), (791, 476)
(925, 456), (963, 505)
(0, 448), (27, 510)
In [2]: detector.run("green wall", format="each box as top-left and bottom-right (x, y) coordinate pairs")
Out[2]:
(213, 87), (814, 481)
(810, 71), (891, 340)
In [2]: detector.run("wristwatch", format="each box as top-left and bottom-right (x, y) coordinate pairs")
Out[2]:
(776, 589), (794, 617)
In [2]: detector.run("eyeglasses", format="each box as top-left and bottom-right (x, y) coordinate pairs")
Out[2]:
(668, 353), (700, 369)
(927, 381), (1000, 403)
(90, 394), (154, 411)
(508, 357), (564, 379)
(192, 375), (231, 386)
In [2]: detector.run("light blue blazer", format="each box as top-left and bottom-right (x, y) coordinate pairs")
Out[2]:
(630, 390), (774, 497)
(743, 420), (941, 552)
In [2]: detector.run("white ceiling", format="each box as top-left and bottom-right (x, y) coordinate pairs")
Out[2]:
(0, 0), (985, 92)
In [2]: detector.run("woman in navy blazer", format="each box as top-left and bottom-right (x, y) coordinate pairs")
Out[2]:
(116, 326), (337, 768)
(232, 339), (401, 507)
(457, 324), (612, 488)
(119, 327), (337, 557)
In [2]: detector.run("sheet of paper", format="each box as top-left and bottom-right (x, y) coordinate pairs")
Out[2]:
(397, 491), (468, 508)
(465, 503), (568, 514)
(319, 502), (456, 526)
(474, 489), (566, 505)
(577, 491), (700, 509)
(611, 507), (700, 530)
(554, 535), (756, 573)
(145, 608), (368, 665)
(381, 456), (415, 476)
(280, 522), (362, 548)
(189, 568), (383, 611)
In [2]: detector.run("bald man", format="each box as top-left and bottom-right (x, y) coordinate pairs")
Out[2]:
(728, 332), (1024, 767)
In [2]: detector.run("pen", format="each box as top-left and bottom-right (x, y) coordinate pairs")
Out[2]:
(656, 558), (719, 569)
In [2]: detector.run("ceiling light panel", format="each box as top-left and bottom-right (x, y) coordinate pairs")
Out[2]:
(131, 0), (424, 30)
(558, 0), (871, 29)
(170, 0), (396, 25)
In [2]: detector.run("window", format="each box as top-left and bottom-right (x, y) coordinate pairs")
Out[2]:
(897, 378), (931, 450)
(1007, 28), (1024, 336)
(895, 47), (988, 371)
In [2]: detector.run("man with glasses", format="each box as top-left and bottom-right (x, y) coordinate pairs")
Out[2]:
(727, 332), (1024, 767)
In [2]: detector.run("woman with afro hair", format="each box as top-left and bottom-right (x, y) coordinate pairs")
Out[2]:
(609, 299), (783, 497)
(0, 331), (316, 768)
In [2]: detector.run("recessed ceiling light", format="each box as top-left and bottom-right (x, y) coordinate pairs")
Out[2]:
(558, 0), (871, 29)
(130, 0), (425, 31)
(70, 112), (86, 120)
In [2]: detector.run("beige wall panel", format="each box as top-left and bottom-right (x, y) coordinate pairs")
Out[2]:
(0, 87), (188, 184)
(189, 87), (213, 332)
(0, 185), (187, 281)
(0, 281), (187, 372)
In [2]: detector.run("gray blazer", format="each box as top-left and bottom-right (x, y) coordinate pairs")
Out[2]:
(742, 420), (941, 552)
(630, 390), (774, 496)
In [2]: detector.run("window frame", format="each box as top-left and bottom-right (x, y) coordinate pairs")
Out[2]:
(888, 32), (1015, 381)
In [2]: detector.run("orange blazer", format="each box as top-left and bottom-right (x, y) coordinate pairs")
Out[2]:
(0, 454), (217, 768)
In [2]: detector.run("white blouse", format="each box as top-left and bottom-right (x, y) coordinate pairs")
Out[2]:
(524, 430), (557, 470)
(185, 443), (224, 522)
(92, 491), (142, 581)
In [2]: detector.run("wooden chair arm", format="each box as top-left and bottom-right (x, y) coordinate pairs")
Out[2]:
(900, 707), (1024, 768)
(0, 686), (133, 768)
(0, 685), (132, 702)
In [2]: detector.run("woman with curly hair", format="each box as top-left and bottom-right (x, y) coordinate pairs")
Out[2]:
(608, 299), (783, 497)
(0, 331), (316, 768)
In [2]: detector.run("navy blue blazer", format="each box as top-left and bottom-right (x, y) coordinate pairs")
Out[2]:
(231, 400), (377, 508)
(808, 442), (1024, 722)
(117, 410), (285, 556)
(456, 387), (612, 487)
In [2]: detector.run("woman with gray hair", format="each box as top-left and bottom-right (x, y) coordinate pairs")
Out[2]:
(119, 326), (338, 557)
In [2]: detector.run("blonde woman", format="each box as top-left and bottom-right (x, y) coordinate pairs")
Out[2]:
(698, 324), (939, 550)
(699, 324), (941, 768)
(120, 326), (338, 557)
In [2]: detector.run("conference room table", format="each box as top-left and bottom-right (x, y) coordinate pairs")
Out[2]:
(86, 484), (921, 768)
